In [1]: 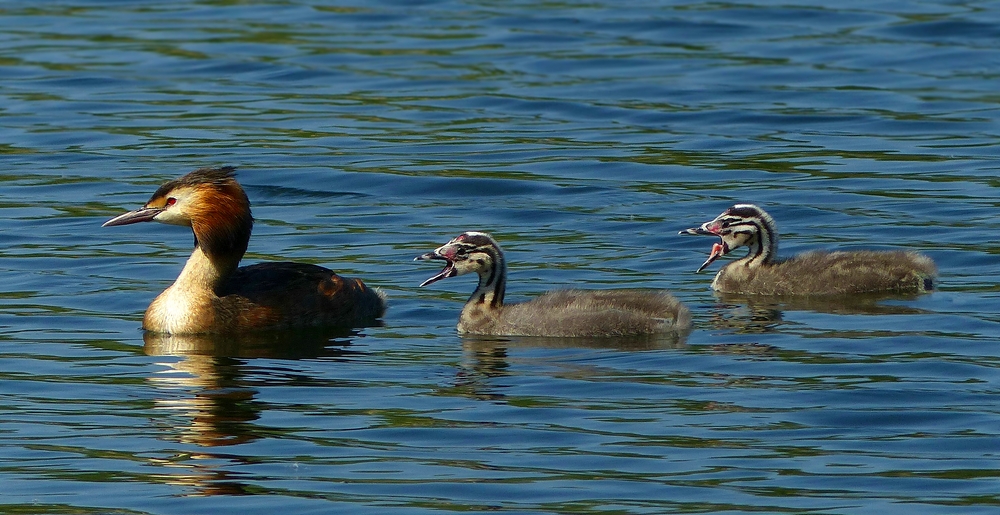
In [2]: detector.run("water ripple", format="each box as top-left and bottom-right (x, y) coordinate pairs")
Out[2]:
(0, 0), (997, 514)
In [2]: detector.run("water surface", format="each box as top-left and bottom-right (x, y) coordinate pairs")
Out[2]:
(1, 1), (998, 513)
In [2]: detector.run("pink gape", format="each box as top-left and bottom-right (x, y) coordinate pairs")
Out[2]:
(697, 242), (726, 273)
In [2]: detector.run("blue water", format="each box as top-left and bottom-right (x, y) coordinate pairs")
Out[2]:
(1, 1), (998, 513)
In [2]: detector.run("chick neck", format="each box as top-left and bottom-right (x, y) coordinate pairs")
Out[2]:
(734, 215), (778, 269)
(468, 247), (507, 310)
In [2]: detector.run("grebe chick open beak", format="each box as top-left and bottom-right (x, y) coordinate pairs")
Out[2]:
(679, 224), (727, 273)
(695, 242), (727, 273)
(414, 250), (458, 287)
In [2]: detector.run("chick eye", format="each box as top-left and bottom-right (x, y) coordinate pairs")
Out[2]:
(165, 198), (177, 207)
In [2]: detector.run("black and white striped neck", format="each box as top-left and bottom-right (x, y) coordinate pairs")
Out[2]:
(725, 204), (778, 268)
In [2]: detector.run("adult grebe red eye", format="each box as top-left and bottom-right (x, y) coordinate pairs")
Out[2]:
(165, 198), (177, 207)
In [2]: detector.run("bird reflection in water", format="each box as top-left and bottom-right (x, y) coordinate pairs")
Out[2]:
(141, 328), (364, 495)
(448, 331), (689, 402)
(707, 291), (932, 334)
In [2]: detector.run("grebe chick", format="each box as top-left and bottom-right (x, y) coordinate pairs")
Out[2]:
(680, 203), (936, 295)
(103, 166), (386, 334)
(415, 231), (690, 337)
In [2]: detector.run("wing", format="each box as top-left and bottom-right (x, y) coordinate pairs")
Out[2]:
(722, 250), (936, 295)
(215, 262), (386, 330)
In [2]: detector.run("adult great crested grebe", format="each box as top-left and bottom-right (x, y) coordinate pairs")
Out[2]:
(103, 166), (386, 334)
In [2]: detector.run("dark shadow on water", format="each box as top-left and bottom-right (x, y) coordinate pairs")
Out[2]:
(143, 326), (370, 359)
(717, 291), (932, 315)
(447, 331), (689, 401)
(708, 292), (933, 333)
(477, 330), (690, 351)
